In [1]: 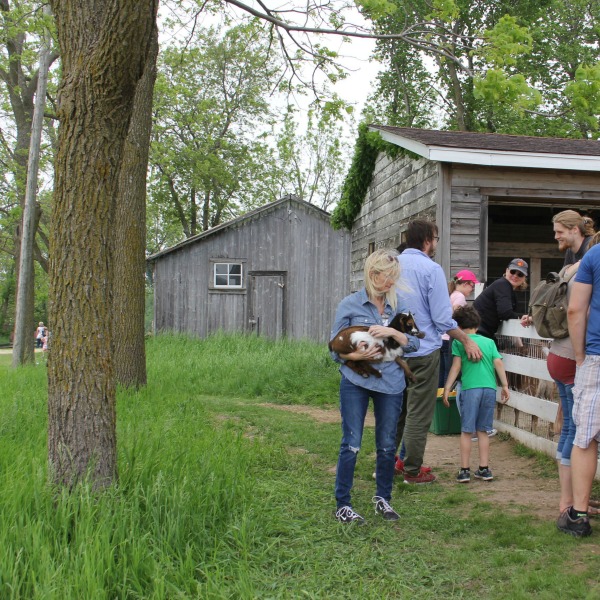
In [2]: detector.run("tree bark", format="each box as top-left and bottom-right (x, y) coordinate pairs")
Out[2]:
(47, 0), (156, 488)
(112, 21), (158, 388)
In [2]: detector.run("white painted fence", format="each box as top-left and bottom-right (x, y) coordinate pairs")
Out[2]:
(495, 320), (600, 478)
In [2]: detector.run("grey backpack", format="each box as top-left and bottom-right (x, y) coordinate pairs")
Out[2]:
(528, 266), (576, 339)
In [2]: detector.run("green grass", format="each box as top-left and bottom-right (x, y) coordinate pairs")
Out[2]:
(1, 332), (599, 599)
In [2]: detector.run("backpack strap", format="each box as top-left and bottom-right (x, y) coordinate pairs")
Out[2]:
(559, 264), (579, 282)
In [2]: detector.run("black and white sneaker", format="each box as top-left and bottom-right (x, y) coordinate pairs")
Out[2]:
(372, 496), (400, 521)
(456, 469), (471, 483)
(473, 467), (493, 481)
(335, 505), (365, 524)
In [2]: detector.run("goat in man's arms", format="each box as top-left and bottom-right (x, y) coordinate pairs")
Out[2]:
(329, 312), (424, 382)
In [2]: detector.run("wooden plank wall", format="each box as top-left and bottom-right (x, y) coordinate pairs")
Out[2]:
(452, 164), (600, 196)
(352, 156), (600, 291)
(152, 200), (350, 343)
(351, 153), (438, 288)
(449, 186), (484, 279)
(287, 205), (351, 341)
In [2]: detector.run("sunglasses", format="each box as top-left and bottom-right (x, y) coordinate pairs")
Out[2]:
(509, 269), (525, 277)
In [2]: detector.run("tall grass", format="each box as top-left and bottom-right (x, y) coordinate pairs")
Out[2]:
(1, 333), (599, 598)
(146, 332), (340, 404)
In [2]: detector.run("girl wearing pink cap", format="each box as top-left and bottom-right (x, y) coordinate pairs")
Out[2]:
(439, 270), (479, 386)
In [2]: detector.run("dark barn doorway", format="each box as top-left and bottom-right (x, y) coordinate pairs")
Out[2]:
(486, 203), (600, 314)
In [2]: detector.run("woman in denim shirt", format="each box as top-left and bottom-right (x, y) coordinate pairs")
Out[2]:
(330, 249), (420, 524)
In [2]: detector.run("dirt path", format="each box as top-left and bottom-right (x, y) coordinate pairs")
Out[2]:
(261, 403), (561, 521)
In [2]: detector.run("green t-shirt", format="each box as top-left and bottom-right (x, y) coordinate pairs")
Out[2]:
(451, 333), (502, 391)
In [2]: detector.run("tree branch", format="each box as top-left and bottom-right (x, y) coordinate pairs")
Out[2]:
(224, 0), (475, 72)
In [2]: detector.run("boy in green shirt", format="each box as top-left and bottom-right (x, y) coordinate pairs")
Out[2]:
(443, 305), (510, 483)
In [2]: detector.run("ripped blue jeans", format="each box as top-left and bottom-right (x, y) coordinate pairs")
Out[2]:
(335, 376), (404, 508)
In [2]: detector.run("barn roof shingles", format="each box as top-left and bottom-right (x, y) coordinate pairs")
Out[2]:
(370, 125), (600, 157)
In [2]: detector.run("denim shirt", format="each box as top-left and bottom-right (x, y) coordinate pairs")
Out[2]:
(329, 288), (420, 393)
(397, 249), (458, 357)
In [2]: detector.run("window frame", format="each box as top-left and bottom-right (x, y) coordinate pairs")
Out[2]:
(211, 260), (245, 290)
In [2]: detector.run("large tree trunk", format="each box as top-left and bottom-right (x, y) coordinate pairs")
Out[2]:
(47, 0), (156, 488)
(112, 21), (158, 388)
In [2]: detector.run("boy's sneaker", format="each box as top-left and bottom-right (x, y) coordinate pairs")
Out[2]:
(372, 496), (400, 521)
(456, 469), (470, 483)
(403, 471), (437, 484)
(335, 506), (365, 524)
(473, 467), (493, 481)
(557, 509), (592, 537)
(472, 428), (498, 442)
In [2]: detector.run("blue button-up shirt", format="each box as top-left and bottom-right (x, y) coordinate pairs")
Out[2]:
(329, 288), (420, 393)
(397, 249), (457, 358)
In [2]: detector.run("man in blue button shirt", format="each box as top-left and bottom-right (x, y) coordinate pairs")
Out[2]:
(397, 220), (482, 484)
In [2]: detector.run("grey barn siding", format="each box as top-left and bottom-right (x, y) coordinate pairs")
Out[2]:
(351, 153), (438, 288)
(350, 152), (491, 286)
(349, 126), (600, 307)
(449, 186), (484, 276)
(150, 198), (350, 343)
(352, 150), (600, 288)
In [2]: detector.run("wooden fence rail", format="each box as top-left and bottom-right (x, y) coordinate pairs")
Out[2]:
(494, 320), (600, 479)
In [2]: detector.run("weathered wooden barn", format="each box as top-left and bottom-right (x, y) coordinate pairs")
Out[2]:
(353, 126), (600, 310)
(147, 196), (350, 343)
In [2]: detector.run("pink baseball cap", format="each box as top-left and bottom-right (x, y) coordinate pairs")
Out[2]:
(455, 269), (479, 284)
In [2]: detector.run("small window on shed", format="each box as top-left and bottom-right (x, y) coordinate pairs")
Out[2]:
(214, 262), (243, 288)
(368, 241), (375, 255)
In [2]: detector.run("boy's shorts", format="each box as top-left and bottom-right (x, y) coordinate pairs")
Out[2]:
(573, 355), (600, 449)
(459, 387), (496, 434)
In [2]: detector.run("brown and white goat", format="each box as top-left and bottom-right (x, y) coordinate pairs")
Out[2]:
(329, 311), (424, 382)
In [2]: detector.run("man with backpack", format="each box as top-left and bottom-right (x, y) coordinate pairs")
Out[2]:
(552, 210), (595, 267)
(524, 211), (596, 536)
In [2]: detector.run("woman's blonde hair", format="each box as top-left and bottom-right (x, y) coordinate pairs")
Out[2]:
(364, 248), (400, 310)
(588, 230), (600, 249)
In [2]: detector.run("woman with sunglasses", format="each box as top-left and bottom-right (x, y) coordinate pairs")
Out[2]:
(473, 259), (528, 345)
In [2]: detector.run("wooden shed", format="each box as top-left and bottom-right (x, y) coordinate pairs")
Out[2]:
(353, 126), (600, 309)
(147, 195), (350, 343)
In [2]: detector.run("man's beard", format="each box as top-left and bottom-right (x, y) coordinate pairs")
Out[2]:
(557, 240), (568, 252)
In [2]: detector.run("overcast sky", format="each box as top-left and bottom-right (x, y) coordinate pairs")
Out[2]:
(159, 2), (381, 117)
(332, 35), (380, 115)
